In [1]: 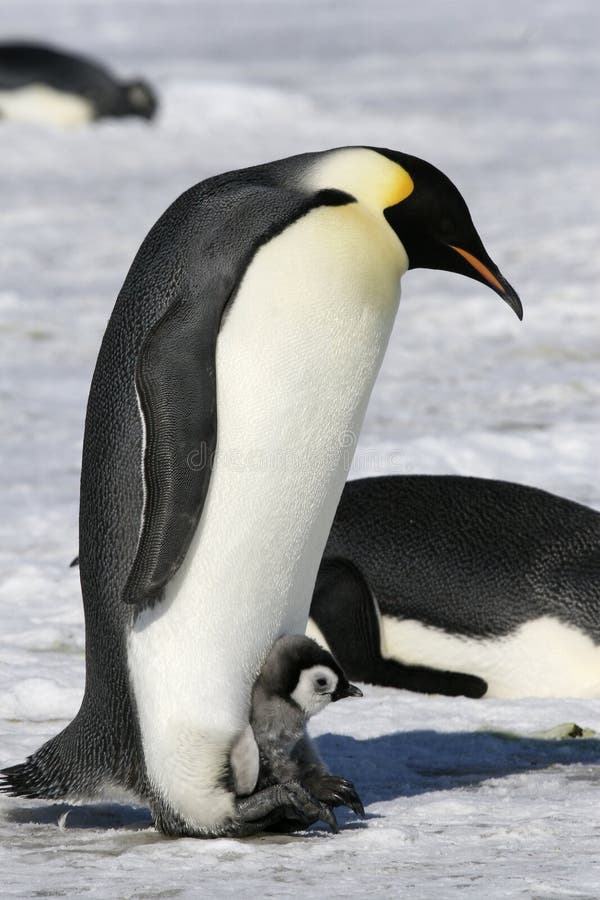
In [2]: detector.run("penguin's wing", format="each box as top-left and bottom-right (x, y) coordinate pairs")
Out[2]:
(123, 294), (222, 607)
(123, 180), (355, 608)
(312, 558), (487, 698)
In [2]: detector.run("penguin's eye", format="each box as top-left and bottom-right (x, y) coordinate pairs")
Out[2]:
(314, 675), (332, 694)
(128, 85), (148, 108)
(438, 216), (456, 238)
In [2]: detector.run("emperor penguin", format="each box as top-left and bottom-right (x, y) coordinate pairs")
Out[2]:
(309, 475), (600, 699)
(230, 635), (364, 833)
(1, 147), (522, 837)
(0, 42), (157, 126)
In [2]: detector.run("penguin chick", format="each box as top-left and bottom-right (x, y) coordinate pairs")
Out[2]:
(231, 635), (364, 832)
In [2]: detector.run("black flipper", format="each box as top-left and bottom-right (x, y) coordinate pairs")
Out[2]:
(122, 297), (222, 606)
(311, 558), (487, 698)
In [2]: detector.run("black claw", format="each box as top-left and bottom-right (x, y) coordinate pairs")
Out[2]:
(319, 806), (339, 833)
(305, 774), (365, 819)
(336, 789), (365, 817)
(340, 785), (365, 817)
(349, 798), (366, 818)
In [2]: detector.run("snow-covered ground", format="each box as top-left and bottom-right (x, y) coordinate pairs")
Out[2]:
(1, 0), (600, 896)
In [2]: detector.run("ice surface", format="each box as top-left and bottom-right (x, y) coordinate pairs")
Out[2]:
(1, 0), (600, 896)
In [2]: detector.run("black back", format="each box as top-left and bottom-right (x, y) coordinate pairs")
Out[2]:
(322, 475), (600, 640)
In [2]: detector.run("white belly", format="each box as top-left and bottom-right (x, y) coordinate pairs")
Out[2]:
(380, 614), (600, 698)
(0, 84), (93, 126)
(128, 201), (405, 828)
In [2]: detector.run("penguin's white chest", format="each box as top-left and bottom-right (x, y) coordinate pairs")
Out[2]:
(127, 202), (406, 827)
(0, 84), (93, 126)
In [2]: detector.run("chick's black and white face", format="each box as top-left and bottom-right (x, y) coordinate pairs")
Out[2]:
(290, 664), (339, 716)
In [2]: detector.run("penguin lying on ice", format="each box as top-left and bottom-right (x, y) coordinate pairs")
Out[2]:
(1, 147), (521, 837)
(230, 635), (364, 833)
(0, 41), (157, 125)
(309, 475), (600, 699)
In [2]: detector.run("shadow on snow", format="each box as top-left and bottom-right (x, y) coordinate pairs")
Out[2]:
(316, 729), (600, 806)
(4, 728), (600, 831)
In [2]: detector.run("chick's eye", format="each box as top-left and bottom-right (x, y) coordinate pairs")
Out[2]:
(316, 677), (328, 688)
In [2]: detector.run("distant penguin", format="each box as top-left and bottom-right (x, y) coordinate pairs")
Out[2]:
(0, 42), (157, 125)
(1, 147), (521, 837)
(309, 475), (600, 699)
(230, 635), (364, 833)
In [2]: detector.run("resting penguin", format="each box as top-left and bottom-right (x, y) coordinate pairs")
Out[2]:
(309, 475), (600, 699)
(1, 147), (522, 837)
(0, 41), (157, 125)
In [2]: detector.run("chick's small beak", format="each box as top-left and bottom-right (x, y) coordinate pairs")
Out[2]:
(450, 245), (523, 321)
(332, 682), (363, 701)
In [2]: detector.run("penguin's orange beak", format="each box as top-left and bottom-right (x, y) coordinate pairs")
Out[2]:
(450, 245), (523, 320)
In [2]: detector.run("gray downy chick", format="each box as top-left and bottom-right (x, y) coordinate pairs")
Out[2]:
(230, 635), (364, 832)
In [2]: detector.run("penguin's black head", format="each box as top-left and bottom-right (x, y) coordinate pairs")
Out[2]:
(375, 148), (522, 320)
(259, 635), (362, 717)
(121, 79), (158, 120)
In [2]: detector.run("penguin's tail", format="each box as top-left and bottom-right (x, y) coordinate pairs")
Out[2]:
(1, 758), (56, 799)
(1, 705), (144, 801)
(0, 722), (95, 800)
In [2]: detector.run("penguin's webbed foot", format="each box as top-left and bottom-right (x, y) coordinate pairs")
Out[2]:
(235, 781), (339, 835)
(302, 773), (365, 818)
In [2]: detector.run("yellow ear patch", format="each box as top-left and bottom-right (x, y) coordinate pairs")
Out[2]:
(379, 163), (414, 209)
(307, 148), (414, 213)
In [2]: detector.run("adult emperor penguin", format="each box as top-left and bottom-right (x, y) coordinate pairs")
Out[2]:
(0, 42), (157, 125)
(309, 475), (600, 699)
(1, 147), (522, 836)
